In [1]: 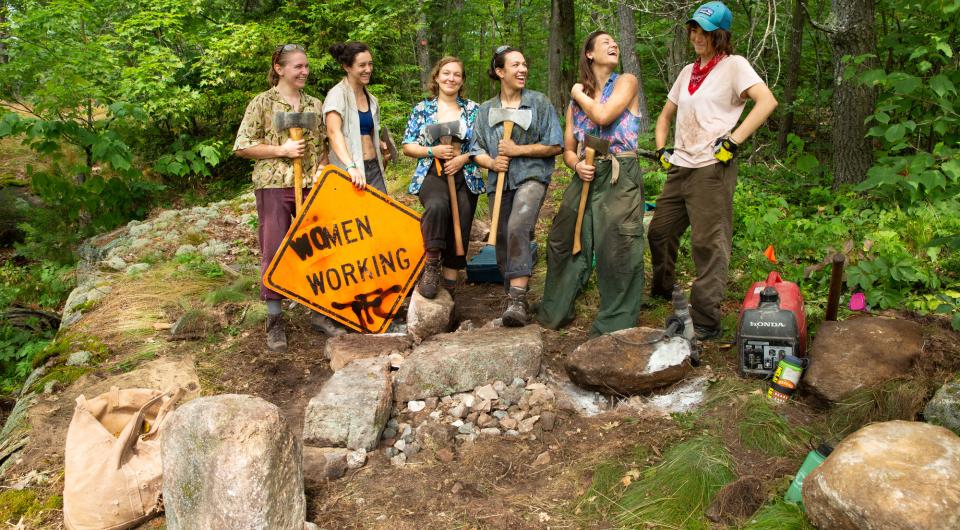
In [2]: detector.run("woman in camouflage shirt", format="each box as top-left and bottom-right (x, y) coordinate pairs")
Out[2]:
(233, 44), (343, 352)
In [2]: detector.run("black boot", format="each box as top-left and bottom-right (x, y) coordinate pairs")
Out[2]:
(502, 286), (530, 327)
(417, 257), (442, 299)
(266, 313), (287, 352)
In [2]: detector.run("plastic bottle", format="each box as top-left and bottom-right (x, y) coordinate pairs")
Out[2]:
(767, 355), (804, 403)
(672, 284), (695, 342)
(784, 443), (833, 504)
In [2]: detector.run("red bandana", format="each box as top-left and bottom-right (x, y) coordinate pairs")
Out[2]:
(688, 53), (727, 95)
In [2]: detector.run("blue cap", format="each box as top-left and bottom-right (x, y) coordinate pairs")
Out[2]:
(689, 1), (733, 31)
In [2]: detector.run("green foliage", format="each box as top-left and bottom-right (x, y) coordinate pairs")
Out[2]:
(855, 2), (960, 203)
(174, 252), (225, 279)
(827, 378), (933, 438)
(615, 435), (736, 529)
(573, 460), (626, 520)
(742, 498), (815, 530)
(16, 170), (164, 264)
(204, 275), (258, 305)
(737, 395), (808, 457)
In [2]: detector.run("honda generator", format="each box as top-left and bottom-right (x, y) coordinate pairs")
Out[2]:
(736, 271), (807, 377)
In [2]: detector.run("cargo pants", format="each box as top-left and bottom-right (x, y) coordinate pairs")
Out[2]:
(490, 179), (547, 283)
(647, 161), (738, 329)
(537, 156), (646, 337)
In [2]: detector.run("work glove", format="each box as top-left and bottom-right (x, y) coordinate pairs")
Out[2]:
(713, 135), (739, 165)
(655, 147), (674, 170)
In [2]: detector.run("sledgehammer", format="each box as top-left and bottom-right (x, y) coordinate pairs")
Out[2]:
(273, 111), (318, 213)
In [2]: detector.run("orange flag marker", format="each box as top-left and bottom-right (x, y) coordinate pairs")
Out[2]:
(764, 244), (777, 264)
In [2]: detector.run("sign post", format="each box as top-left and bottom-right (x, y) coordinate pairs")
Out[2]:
(264, 166), (424, 333)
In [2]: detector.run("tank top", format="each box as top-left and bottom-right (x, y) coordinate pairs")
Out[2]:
(571, 72), (640, 154)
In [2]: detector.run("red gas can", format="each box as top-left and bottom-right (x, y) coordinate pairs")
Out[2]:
(736, 271), (807, 377)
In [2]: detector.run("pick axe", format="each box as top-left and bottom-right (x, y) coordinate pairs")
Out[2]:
(486, 107), (533, 246)
(273, 111), (318, 213)
(572, 134), (610, 255)
(423, 120), (468, 256)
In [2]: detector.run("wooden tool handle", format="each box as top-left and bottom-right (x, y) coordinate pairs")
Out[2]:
(438, 137), (465, 256)
(572, 146), (596, 256)
(290, 127), (304, 213)
(487, 121), (514, 247)
(447, 174), (464, 256)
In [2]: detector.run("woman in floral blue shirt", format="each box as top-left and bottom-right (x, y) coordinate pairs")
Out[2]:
(402, 56), (482, 299)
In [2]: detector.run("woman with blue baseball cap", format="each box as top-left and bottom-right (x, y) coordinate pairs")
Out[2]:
(647, 0), (778, 340)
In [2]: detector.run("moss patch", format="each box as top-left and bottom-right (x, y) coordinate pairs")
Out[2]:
(743, 498), (815, 530)
(0, 489), (63, 524)
(30, 365), (89, 393)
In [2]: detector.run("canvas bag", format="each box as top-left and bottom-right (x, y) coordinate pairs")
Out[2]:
(63, 386), (183, 530)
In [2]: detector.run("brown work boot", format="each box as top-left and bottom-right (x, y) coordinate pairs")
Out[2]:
(310, 312), (346, 337)
(417, 258), (442, 299)
(265, 314), (287, 352)
(502, 286), (530, 327)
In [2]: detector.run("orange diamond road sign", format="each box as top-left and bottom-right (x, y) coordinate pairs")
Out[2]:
(264, 165), (425, 333)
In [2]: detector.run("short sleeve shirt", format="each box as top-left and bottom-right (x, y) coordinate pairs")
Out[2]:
(233, 87), (326, 189)
(401, 97), (484, 195)
(667, 55), (763, 168)
(469, 89), (563, 192)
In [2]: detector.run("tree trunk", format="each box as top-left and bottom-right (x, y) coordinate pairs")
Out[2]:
(415, 0), (432, 92)
(0, 2), (7, 64)
(829, 0), (877, 185)
(449, 0), (464, 58)
(666, 13), (688, 83)
(777, 0), (804, 153)
(516, 0), (524, 52)
(617, 2), (651, 131)
(547, 0), (575, 113)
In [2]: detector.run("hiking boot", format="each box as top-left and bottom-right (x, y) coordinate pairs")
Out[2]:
(266, 314), (288, 352)
(417, 258), (442, 299)
(310, 312), (346, 337)
(694, 325), (722, 341)
(502, 286), (530, 327)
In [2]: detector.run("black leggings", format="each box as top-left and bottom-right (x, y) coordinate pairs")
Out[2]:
(417, 163), (478, 270)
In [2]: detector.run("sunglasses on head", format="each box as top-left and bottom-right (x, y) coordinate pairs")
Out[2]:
(494, 45), (514, 55)
(274, 44), (304, 55)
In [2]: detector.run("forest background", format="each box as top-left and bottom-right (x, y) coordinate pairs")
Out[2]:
(0, 0), (958, 392)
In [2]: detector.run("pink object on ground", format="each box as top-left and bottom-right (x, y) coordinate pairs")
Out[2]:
(849, 292), (867, 311)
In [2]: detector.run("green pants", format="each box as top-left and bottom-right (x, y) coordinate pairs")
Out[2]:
(537, 156), (646, 337)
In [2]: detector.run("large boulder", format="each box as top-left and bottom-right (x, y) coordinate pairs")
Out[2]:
(565, 327), (692, 394)
(324, 333), (413, 371)
(406, 289), (454, 341)
(924, 380), (960, 436)
(393, 326), (542, 402)
(162, 394), (305, 530)
(804, 317), (923, 403)
(302, 356), (392, 451)
(803, 420), (960, 530)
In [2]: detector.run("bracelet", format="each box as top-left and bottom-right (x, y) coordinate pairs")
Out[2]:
(345, 162), (357, 170)
(427, 146), (434, 157)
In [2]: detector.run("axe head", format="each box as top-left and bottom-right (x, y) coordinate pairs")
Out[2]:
(422, 120), (466, 144)
(273, 111), (319, 132)
(488, 107), (533, 131)
(583, 134), (611, 155)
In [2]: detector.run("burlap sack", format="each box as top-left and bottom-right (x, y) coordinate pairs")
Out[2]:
(63, 386), (183, 530)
